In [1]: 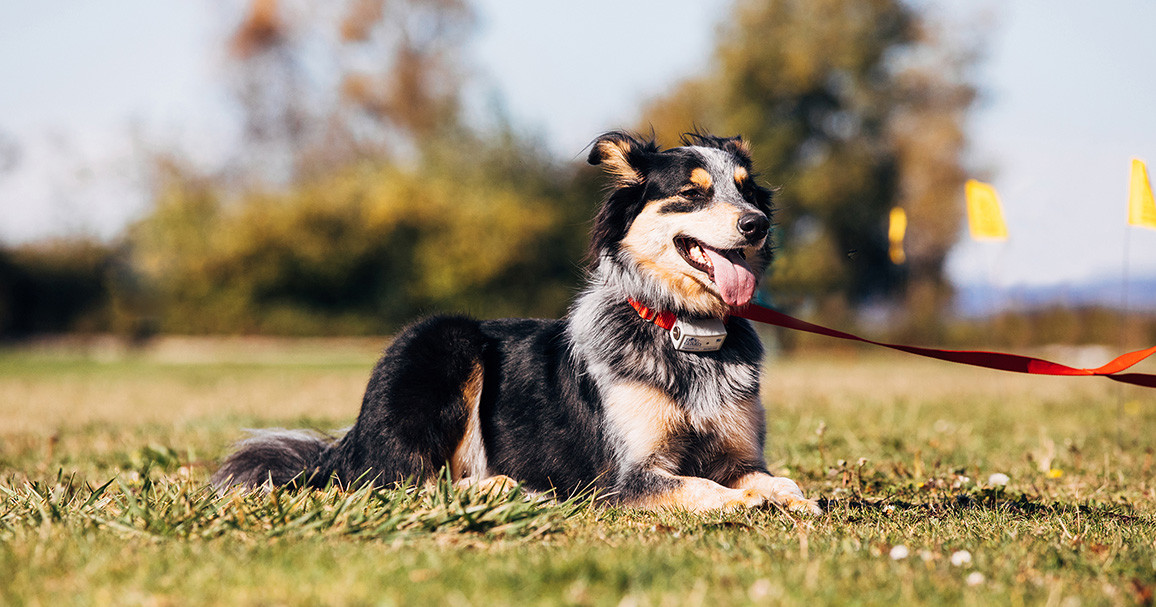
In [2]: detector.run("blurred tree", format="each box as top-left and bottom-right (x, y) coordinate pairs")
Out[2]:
(129, 137), (590, 334)
(645, 0), (976, 328)
(0, 240), (115, 337)
(227, 0), (475, 181)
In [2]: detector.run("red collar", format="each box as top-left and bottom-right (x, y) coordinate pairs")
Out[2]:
(627, 298), (678, 331)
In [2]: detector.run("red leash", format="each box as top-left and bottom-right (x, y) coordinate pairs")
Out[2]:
(734, 304), (1156, 389)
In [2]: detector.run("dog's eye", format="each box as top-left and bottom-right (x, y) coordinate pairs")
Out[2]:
(680, 187), (709, 201)
(736, 180), (760, 204)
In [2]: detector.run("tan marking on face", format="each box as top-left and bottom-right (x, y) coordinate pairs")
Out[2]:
(450, 363), (488, 481)
(733, 166), (749, 186)
(594, 139), (642, 185)
(623, 470), (765, 512)
(602, 381), (685, 465)
(689, 167), (713, 190)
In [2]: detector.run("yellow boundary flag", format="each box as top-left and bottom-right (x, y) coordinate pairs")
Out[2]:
(1129, 158), (1156, 230)
(888, 207), (907, 265)
(965, 179), (1008, 241)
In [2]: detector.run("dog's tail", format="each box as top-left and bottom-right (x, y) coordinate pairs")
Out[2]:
(210, 428), (336, 491)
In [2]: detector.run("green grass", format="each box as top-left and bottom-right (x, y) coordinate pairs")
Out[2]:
(2, 339), (1155, 606)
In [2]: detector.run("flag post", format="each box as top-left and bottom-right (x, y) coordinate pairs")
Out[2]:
(965, 179), (1010, 316)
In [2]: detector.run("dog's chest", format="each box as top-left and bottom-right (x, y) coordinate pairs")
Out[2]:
(668, 351), (759, 412)
(597, 370), (763, 469)
(573, 309), (762, 409)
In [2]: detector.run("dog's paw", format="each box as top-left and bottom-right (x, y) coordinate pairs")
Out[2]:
(455, 474), (518, 495)
(679, 487), (765, 512)
(719, 487), (767, 511)
(639, 477), (767, 512)
(780, 494), (823, 516)
(738, 474), (823, 516)
(687, 483), (768, 512)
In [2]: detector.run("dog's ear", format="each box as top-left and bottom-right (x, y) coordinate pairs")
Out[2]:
(719, 136), (752, 163)
(588, 131), (655, 185)
(680, 131), (752, 164)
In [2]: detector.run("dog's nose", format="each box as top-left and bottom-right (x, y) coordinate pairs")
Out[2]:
(737, 212), (769, 243)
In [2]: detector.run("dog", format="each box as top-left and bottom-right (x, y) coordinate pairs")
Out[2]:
(211, 131), (820, 515)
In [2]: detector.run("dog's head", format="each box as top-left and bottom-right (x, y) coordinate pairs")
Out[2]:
(588, 131), (774, 318)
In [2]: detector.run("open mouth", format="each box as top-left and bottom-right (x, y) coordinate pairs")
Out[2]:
(673, 236), (757, 307)
(674, 236), (743, 282)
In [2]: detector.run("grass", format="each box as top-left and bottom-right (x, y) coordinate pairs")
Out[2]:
(2, 337), (1155, 606)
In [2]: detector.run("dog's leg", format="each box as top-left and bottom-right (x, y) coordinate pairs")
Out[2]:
(603, 381), (766, 512)
(448, 361), (488, 482)
(694, 397), (822, 516)
(619, 468), (766, 512)
(317, 316), (488, 486)
(731, 472), (822, 515)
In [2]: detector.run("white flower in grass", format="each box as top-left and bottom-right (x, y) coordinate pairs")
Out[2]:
(950, 550), (973, 567)
(988, 473), (1010, 486)
(966, 572), (985, 586)
(889, 544), (910, 560)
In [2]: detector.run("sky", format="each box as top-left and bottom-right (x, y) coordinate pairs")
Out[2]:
(1, 0), (1155, 291)
(944, 2), (1156, 289)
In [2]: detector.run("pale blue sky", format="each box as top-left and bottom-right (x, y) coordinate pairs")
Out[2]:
(948, 2), (1156, 288)
(0, 0), (1154, 290)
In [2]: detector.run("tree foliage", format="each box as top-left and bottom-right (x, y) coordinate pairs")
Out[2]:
(0, 240), (117, 337)
(129, 138), (591, 335)
(644, 0), (976, 321)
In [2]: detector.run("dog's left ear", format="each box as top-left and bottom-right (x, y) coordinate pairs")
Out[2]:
(718, 136), (752, 163)
(588, 131), (656, 186)
(680, 132), (752, 164)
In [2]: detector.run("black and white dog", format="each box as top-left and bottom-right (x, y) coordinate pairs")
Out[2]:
(212, 131), (820, 514)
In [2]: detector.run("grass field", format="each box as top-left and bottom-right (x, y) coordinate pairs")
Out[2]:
(2, 337), (1155, 606)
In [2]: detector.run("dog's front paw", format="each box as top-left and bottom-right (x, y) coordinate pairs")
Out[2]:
(736, 474), (823, 516)
(686, 486), (765, 512)
(781, 494), (823, 516)
(633, 476), (766, 512)
(718, 487), (767, 511)
(454, 474), (518, 495)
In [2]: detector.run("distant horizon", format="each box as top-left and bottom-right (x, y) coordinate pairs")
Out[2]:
(953, 274), (1156, 318)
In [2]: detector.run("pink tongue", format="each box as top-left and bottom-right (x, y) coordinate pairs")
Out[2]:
(702, 247), (757, 306)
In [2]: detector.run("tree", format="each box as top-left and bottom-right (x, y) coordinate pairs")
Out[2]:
(644, 0), (976, 327)
(226, 0), (475, 181)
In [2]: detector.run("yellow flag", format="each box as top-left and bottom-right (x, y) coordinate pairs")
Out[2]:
(1128, 158), (1156, 230)
(965, 179), (1008, 241)
(888, 207), (907, 265)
